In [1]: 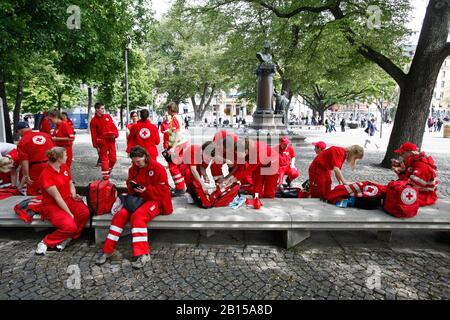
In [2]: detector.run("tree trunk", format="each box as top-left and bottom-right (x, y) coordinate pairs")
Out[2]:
(0, 75), (12, 143)
(87, 86), (93, 133)
(318, 109), (325, 124)
(12, 80), (24, 140)
(381, 0), (450, 167)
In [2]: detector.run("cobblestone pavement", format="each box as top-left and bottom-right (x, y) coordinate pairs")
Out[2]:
(0, 127), (449, 300)
(0, 229), (449, 300)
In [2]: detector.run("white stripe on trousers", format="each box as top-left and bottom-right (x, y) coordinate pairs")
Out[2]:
(107, 234), (120, 242)
(110, 225), (123, 233)
(131, 228), (148, 234)
(132, 236), (148, 243)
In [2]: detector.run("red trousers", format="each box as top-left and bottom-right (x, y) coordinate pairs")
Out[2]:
(28, 163), (48, 196)
(40, 198), (90, 247)
(308, 162), (332, 199)
(181, 165), (210, 207)
(98, 142), (117, 176)
(168, 145), (186, 190)
(278, 166), (299, 185)
(64, 146), (73, 168)
(102, 201), (160, 256)
(252, 168), (278, 198)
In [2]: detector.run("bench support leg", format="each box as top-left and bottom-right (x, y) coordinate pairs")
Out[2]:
(377, 230), (392, 242)
(200, 230), (216, 238)
(95, 228), (109, 244)
(284, 230), (310, 249)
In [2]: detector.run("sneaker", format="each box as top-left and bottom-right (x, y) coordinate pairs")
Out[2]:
(184, 192), (194, 204)
(171, 188), (186, 197)
(56, 238), (72, 252)
(131, 254), (150, 269)
(35, 241), (47, 255)
(95, 252), (113, 265)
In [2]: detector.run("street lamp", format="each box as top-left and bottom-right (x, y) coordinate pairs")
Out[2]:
(125, 40), (132, 128)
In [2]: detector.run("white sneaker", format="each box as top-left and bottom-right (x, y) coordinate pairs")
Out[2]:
(56, 238), (72, 252)
(132, 254), (151, 269)
(184, 192), (194, 204)
(95, 252), (113, 265)
(35, 241), (47, 255)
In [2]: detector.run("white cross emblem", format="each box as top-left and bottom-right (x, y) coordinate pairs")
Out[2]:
(64, 171), (69, 177)
(401, 188), (417, 205)
(32, 136), (46, 145)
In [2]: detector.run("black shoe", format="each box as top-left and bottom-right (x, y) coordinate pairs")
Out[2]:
(171, 188), (186, 197)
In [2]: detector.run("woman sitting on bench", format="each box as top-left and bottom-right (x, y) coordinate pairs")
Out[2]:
(36, 147), (90, 255)
(96, 146), (173, 269)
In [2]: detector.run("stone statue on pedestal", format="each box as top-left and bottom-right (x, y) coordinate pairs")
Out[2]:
(274, 90), (289, 115)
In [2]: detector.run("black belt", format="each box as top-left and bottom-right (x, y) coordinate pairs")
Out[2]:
(30, 160), (47, 166)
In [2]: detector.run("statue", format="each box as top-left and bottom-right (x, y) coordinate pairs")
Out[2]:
(274, 90), (289, 115)
(256, 41), (276, 76)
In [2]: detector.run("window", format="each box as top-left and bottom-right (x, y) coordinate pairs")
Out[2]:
(442, 81), (446, 88)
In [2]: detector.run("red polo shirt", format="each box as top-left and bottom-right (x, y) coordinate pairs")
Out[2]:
(39, 164), (72, 206)
(53, 120), (75, 147)
(313, 146), (346, 171)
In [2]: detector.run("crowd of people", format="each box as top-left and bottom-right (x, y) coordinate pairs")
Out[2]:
(0, 101), (439, 269)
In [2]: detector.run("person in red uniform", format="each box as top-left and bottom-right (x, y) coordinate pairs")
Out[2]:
(165, 102), (189, 196)
(312, 141), (326, 155)
(221, 137), (279, 201)
(39, 112), (52, 134)
(308, 145), (364, 199)
(126, 109), (160, 160)
(35, 147), (90, 255)
(96, 146), (173, 269)
(0, 148), (21, 188)
(16, 121), (55, 195)
(391, 142), (438, 206)
(126, 111), (139, 139)
(275, 137), (299, 187)
(160, 114), (170, 150)
(47, 110), (75, 168)
(61, 112), (75, 130)
(89, 102), (119, 178)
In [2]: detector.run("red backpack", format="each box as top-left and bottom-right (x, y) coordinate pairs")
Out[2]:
(87, 179), (117, 216)
(383, 180), (420, 218)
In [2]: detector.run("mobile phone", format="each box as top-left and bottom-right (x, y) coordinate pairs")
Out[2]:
(130, 181), (143, 189)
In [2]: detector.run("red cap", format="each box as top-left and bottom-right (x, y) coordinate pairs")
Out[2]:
(394, 142), (418, 153)
(280, 136), (290, 145)
(312, 141), (326, 149)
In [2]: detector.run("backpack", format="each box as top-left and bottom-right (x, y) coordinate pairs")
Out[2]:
(383, 180), (420, 218)
(87, 179), (117, 216)
(208, 183), (241, 208)
(14, 196), (43, 224)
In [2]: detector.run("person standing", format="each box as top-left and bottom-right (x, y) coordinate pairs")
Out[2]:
(364, 119), (380, 149)
(39, 112), (52, 134)
(157, 115), (162, 130)
(126, 111), (139, 139)
(16, 121), (55, 195)
(48, 110), (75, 168)
(126, 109), (160, 160)
(89, 103), (119, 179)
(340, 118), (346, 132)
(35, 147), (89, 255)
(165, 102), (189, 196)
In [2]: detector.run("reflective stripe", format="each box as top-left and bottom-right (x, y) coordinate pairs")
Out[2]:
(352, 183), (363, 197)
(110, 225), (123, 234)
(174, 178), (185, 184)
(410, 175), (436, 186)
(132, 236), (148, 243)
(173, 174), (182, 179)
(344, 184), (354, 196)
(107, 234), (119, 242)
(131, 228), (148, 234)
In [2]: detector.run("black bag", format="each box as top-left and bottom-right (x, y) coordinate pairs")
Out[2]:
(276, 187), (301, 198)
(119, 194), (145, 213)
(364, 127), (369, 134)
(353, 197), (383, 210)
(301, 179), (310, 192)
(162, 149), (172, 163)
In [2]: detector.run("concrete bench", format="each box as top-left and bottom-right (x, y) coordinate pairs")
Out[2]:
(1, 196), (449, 249)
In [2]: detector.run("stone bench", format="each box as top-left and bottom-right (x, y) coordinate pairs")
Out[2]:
(1, 196), (449, 249)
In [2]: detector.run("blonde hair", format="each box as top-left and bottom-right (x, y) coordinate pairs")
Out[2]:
(0, 157), (14, 173)
(346, 145), (364, 158)
(46, 147), (66, 163)
(166, 102), (179, 114)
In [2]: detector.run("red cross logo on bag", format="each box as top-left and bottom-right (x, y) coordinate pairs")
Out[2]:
(139, 128), (151, 139)
(32, 136), (46, 145)
(401, 188), (417, 205)
(363, 185), (379, 197)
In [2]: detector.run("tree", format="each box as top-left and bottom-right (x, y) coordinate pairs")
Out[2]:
(205, 0), (450, 167)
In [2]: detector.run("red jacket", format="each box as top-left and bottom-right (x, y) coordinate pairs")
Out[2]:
(89, 114), (119, 148)
(126, 120), (160, 158)
(40, 117), (52, 134)
(17, 131), (55, 164)
(127, 160), (173, 215)
(160, 120), (170, 149)
(52, 120), (75, 147)
(274, 144), (295, 167)
(397, 152), (438, 206)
